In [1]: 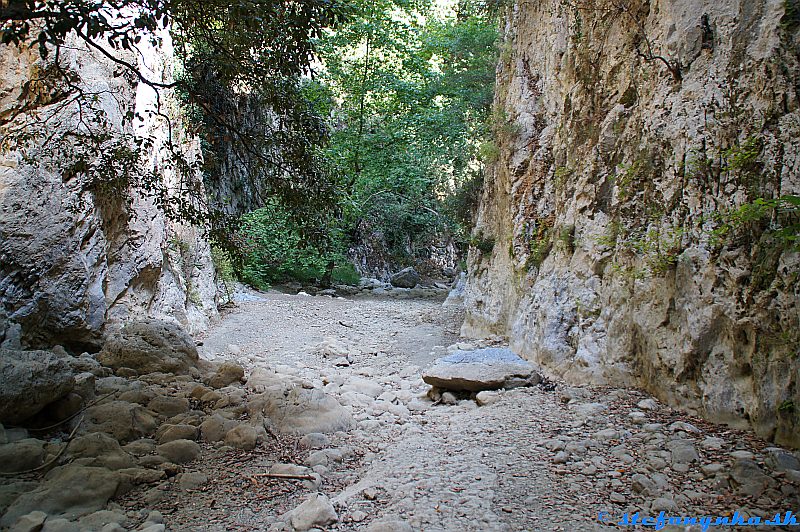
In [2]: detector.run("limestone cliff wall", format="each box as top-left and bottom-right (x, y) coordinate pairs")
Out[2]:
(0, 34), (219, 351)
(464, 0), (800, 446)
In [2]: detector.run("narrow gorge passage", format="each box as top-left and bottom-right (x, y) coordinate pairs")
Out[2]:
(124, 290), (799, 532)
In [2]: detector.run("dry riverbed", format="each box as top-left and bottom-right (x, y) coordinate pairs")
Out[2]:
(2, 287), (799, 531)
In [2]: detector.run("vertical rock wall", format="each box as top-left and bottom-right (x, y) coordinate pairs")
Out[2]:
(0, 34), (219, 351)
(464, 0), (800, 446)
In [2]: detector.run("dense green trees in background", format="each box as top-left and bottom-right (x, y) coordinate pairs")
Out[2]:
(238, 0), (499, 285)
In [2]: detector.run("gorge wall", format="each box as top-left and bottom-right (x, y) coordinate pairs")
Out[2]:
(0, 34), (220, 352)
(464, 0), (800, 446)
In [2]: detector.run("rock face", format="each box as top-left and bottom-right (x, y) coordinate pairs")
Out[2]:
(422, 348), (538, 392)
(0, 349), (75, 424)
(97, 320), (200, 375)
(390, 267), (421, 288)
(463, 0), (800, 446)
(0, 31), (219, 351)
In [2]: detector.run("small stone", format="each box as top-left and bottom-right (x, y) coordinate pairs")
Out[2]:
(147, 396), (190, 418)
(700, 437), (725, 450)
(552, 451), (569, 464)
(594, 428), (619, 441)
(299, 433), (330, 449)
(665, 439), (699, 464)
(730, 450), (754, 460)
(365, 519), (413, 532)
(475, 391), (501, 406)
(609, 492), (626, 504)
(628, 411), (647, 423)
(208, 362), (245, 389)
(766, 449), (800, 472)
(0, 439), (45, 473)
(440, 392), (458, 405)
(631, 474), (657, 496)
(42, 518), (81, 531)
(156, 424), (198, 444)
(668, 421), (701, 434)
(636, 399), (659, 410)
(700, 463), (725, 477)
(651, 497), (677, 512)
(288, 494), (338, 531)
(362, 487), (378, 500)
(200, 391), (223, 404)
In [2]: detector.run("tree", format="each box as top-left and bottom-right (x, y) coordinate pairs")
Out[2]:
(311, 0), (498, 267)
(0, 0), (344, 240)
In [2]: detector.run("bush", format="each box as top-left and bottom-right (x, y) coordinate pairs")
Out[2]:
(239, 204), (358, 288)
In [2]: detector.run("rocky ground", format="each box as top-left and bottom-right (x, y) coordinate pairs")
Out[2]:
(1, 283), (799, 531)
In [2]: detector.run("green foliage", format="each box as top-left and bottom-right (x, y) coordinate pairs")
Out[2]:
(782, 0), (800, 31)
(707, 195), (800, 249)
(211, 245), (237, 300)
(468, 233), (496, 254)
(723, 136), (763, 172)
(557, 225), (576, 253)
(314, 0), (499, 265)
(524, 219), (554, 270)
(239, 204), (358, 288)
(615, 160), (644, 202)
(628, 226), (684, 275)
(554, 166), (571, 192)
(779, 400), (796, 413)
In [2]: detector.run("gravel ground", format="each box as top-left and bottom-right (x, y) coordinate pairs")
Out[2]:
(119, 288), (800, 532)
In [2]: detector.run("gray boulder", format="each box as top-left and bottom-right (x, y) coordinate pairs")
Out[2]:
(81, 401), (158, 442)
(422, 348), (539, 392)
(156, 439), (200, 464)
(249, 385), (354, 435)
(0, 465), (121, 527)
(97, 320), (200, 375)
(288, 494), (338, 531)
(0, 349), (76, 424)
(0, 439), (46, 473)
(207, 361), (245, 389)
(389, 267), (420, 288)
(66, 432), (136, 470)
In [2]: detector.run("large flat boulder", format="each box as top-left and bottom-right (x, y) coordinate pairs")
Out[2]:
(422, 348), (539, 392)
(0, 348), (75, 424)
(97, 320), (200, 375)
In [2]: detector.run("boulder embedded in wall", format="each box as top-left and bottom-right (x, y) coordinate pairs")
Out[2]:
(97, 320), (201, 375)
(390, 267), (421, 288)
(422, 348), (539, 392)
(0, 349), (75, 424)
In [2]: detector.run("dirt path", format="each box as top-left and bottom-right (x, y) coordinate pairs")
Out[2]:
(136, 289), (798, 531)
